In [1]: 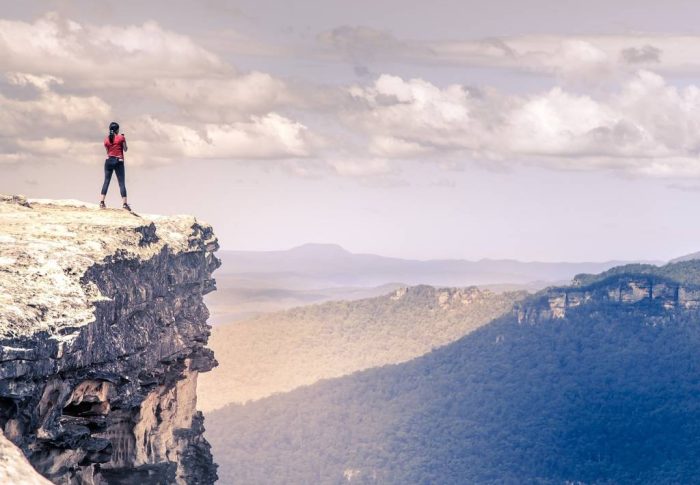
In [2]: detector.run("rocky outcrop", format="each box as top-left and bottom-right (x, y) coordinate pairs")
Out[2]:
(0, 195), (219, 484)
(0, 431), (51, 484)
(515, 273), (700, 324)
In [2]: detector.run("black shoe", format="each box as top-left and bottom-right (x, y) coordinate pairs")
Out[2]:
(122, 203), (132, 212)
(99, 201), (106, 209)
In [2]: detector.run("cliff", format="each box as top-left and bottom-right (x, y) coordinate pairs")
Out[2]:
(515, 270), (700, 324)
(0, 195), (219, 484)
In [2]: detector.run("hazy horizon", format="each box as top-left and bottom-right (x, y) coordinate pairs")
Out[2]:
(217, 241), (667, 264)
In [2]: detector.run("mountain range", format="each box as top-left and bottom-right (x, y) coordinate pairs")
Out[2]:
(216, 243), (646, 288)
(206, 258), (700, 484)
(205, 244), (653, 322)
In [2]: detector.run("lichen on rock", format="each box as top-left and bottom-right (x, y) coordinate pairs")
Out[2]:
(0, 195), (219, 484)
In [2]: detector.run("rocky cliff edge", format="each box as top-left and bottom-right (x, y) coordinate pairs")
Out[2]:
(0, 195), (219, 484)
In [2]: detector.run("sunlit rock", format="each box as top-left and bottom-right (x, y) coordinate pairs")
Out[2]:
(0, 195), (219, 484)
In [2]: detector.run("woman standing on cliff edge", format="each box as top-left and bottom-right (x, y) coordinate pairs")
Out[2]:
(99, 121), (131, 211)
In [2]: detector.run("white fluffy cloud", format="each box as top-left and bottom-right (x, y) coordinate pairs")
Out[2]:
(0, 13), (295, 119)
(0, 13), (226, 84)
(0, 73), (111, 164)
(5, 12), (700, 177)
(346, 71), (700, 176)
(131, 114), (314, 164)
(0, 75), (314, 166)
(0, 14), (316, 165)
(0, 74), (111, 137)
(347, 75), (479, 152)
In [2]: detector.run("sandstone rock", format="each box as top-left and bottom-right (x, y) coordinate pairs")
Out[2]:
(0, 431), (51, 484)
(516, 274), (700, 324)
(0, 196), (219, 484)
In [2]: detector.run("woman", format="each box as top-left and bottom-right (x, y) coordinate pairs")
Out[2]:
(99, 121), (131, 211)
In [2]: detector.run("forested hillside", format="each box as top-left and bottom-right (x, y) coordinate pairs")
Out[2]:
(207, 260), (700, 484)
(573, 259), (700, 286)
(199, 286), (524, 410)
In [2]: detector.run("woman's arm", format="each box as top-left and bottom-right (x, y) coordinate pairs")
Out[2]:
(123, 135), (128, 152)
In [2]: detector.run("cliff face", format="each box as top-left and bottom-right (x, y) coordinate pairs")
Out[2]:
(0, 195), (219, 484)
(515, 273), (700, 324)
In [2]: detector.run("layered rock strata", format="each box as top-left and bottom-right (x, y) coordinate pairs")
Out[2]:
(0, 195), (219, 484)
(515, 273), (699, 324)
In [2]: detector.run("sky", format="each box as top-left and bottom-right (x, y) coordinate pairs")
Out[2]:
(3, 0), (700, 261)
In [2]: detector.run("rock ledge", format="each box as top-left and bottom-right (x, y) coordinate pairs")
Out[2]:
(0, 195), (219, 484)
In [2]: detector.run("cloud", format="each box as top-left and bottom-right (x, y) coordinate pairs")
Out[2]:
(6, 13), (700, 179)
(344, 71), (700, 177)
(0, 71), (314, 166)
(143, 114), (314, 160)
(0, 13), (296, 112)
(149, 72), (293, 122)
(369, 136), (432, 158)
(315, 28), (700, 80)
(621, 45), (662, 64)
(0, 13), (227, 85)
(2, 74), (111, 133)
(345, 74), (496, 157)
(0, 14), (317, 166)
(426, 37), (624, 83)
(317, 26), (412, 63)
(7, 73), (63, 92)
(423, 34), (700, 79)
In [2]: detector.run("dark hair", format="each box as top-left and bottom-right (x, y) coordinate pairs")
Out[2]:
(109, 122), (120, 144)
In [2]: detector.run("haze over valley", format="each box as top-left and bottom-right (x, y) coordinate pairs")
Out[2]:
(205, 243), (646, 323)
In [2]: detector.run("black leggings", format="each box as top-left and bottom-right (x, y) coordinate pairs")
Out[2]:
(101, 157), (127, 197)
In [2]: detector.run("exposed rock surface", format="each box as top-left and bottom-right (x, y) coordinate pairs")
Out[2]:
(0, 195), (219, 484)
(515, 272), (700, 324)
(0, 430), (51, 484)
